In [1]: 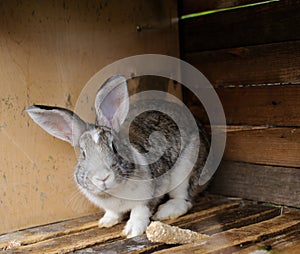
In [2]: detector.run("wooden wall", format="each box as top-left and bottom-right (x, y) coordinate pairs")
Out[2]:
(0, 0), (179, 234)
(179, 0), (300, 207)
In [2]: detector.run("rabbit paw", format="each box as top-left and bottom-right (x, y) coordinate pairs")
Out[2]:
(123, 219), (148, 238)
(152, 198), (192, 220)
(123, 205), (151, 238)
(98, 211), (121, 228)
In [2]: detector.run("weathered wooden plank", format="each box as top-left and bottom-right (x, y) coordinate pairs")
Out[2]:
(210, 161), (300, 208)
(196, 125), (300, 167)
(1, 195), (295, 253)
(180, 0), (272, 16)
(0, 214), (101, 250)
(0, 196), (233, 252)
(234, 225), (300, 253)
(187, 206), (281, 235)
(154, 211), (300, 254)
(224, 127), (300, 167)
(73, 199), (281, 253)
(1, 196), (283, 253)
(0, 0), (180, 235)
(281, 243), (300, 254)
(183, 41), (300, 87)
(171, 202), (280, 231)
(73, 236), (155, 254)
(180, 0), (300, 52)
(1, 196), (300, 254)
(5, 225), (124, 254)
(186, 84), (300, 126)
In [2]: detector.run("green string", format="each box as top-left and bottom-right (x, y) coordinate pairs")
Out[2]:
(180, 0), (281, 20)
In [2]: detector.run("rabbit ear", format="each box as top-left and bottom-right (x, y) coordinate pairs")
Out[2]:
(95, 75), (129, 130)
(26, 105), (88, 146)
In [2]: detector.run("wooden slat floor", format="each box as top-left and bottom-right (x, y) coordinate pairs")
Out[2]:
(1, 195), (299, 253)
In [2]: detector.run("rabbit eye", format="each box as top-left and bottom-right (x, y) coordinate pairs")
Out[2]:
(111, 142), (118, 154)
(81, 149), (86, 159)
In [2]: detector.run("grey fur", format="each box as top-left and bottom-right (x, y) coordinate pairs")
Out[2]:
(26, 75), (210, 237)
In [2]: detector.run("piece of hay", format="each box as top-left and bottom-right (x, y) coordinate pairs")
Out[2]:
(146, 221), (209, 245)
(4, 240), (21, 250)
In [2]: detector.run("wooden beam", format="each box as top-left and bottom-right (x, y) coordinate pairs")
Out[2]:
(0, 196), (284, 253)
(183, 41), (300, 87)
(186, 84), (300, 127)
(180, 0), (276, 16)
(155, 211), (300, 254)
(224, 127), (300, 167)
(236, 225), (300, 253)
(0, 0), (180, 235)
(77, 203), (281, 253)
(209, 161), (300, 207)
(0, 214), (101, 250)
(180, 0), (300, 52)
(0, 196), (233, 251)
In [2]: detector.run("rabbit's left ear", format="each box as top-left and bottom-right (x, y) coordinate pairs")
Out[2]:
(26, 105), (88, 146)
(95, 75), (129, 131)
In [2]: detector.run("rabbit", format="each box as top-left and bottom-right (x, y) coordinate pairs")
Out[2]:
(26, 75), (210, 238)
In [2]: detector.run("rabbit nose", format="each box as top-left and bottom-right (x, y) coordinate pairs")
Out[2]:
(98, 175), (110, 182)
(92, 174), (110, 183)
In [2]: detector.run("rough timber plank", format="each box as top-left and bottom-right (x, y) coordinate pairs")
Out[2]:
(0, 196), (231, 252)
(154, 211), (300, 254)
(74, 200), (281, 253)
(224, 127), (300, 167)
(0, 0), (180, 235)
(1, 195), (300, 254)
(234, 223), (300, 253)
(281, 243), (300, 254)
(4, 225), (124, 254)
(0, 214), (101, 250)
(210, 161), (300, 208)
(183, 41), (300, 87)
(196, 125), (300, 168)
(0, 196), (283, 253)
(180, 0), (300, 52)
(187, 84), (300, 126)
(185, 205), (281, 235)
(180, 0), (267, 16)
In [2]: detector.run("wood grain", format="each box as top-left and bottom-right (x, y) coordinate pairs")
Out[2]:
(0, 214), (102, 250)
(182, 205), (281, 235)
(75, 204), (280, 253)
(209, 161), (300, 207)
(180, 0), (300, 52)
(2, 195), (298, 253)
(0, 196), (232, 251)
(0, 0), (179, 235)
(180, 0), (272, 16)
(187, 84), (300, 127)
(224, 127), (300, 167)
(236, 225), (300, 253)
(183, 41), (300, 87)
(155, 211), (300, 254)
(0, 195), (285, 253)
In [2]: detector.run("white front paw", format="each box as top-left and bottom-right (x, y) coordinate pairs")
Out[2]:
(98, 211), (121, 228)
(123, 219), (149, 238)
(153, 198), (192, 220)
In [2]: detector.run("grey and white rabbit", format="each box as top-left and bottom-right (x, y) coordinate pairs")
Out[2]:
(26, 75), (210, 237)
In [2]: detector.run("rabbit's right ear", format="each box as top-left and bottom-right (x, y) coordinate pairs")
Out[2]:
(95, 75), (129, 131)
(26, 105), (88, 146)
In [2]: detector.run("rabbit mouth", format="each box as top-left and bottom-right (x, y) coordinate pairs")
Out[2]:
(75, 174), (107, 194)
(83, 183), (110, 197)
(86, 180), (109, 193)
(78, 182), (111, 199)
(75, 168), (114, 194)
